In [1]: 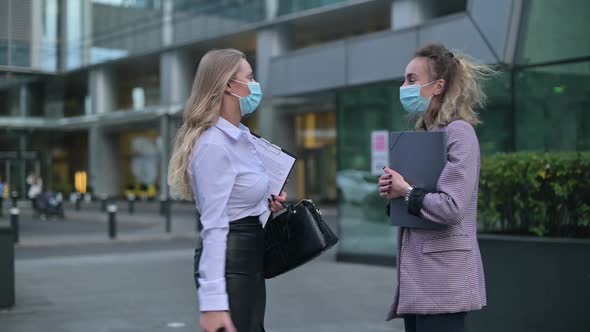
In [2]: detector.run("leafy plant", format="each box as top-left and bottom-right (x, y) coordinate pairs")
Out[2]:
(478, 152), (590, 238)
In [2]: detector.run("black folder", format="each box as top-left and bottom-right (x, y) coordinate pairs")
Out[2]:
(389, 131), (447, 229)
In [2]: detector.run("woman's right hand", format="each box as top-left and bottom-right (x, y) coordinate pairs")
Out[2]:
(379, 167), (410, 200)
(200, 311), (236, 332)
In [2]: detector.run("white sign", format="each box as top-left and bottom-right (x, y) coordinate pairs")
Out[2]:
(371, 131), (390, 176)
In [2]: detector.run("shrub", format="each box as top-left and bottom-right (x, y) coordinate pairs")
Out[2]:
(478, 152), (590, 238)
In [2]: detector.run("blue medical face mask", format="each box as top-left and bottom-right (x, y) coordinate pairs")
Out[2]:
(230, 79), (263, 116)
(399, 81), (436, 115)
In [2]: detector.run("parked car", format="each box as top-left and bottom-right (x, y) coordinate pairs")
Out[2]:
(336, 170), (378, 205)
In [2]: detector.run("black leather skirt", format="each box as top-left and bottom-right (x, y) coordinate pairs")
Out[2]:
(194, 216), (266, 332)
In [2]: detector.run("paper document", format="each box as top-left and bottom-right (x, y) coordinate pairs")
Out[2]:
(250, 134), (297, 195)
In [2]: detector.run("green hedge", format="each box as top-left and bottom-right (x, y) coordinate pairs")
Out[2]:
(478, 152), (590, 238)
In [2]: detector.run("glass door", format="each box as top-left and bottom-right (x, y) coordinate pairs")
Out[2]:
(294, 111), (337, 203)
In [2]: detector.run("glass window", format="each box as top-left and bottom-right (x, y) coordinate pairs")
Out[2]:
(29, 81), (46, 117)
(172, 0), (265, 45)
(41, 0), (59, 71)
(0, 88), (18, 116)
(294, 111), (337, 202)
(336, 82), (410, 259)
(278, 0), (348, 16)
(431, 0), (467, 17)
(66, 0), (84, 69)
(11, 43), (31, 67)
(0, 41), (8, 66)
(63, 73), (88, 118)
(477, 70), (514, 154)
(119, 129), (161, 196)
(115, 62), (160, 111)
(519, 0), (590, 64)
(514, 61), (590, 151)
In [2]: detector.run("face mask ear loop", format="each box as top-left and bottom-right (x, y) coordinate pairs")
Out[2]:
(421, 81), (437, 98)
(228, 79), (248, 98)
(231, 79), (248, 85)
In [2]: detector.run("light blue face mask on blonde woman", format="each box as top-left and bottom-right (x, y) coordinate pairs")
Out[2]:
(399, 81), (436, 114)
(230, 79), (263, 116)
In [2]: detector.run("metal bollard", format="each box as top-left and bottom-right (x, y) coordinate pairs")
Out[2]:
(159, 197), (166, 215)
(100, 194), (108, 213)
(127, 194), (135, 215)
(11, 191), (18, 208)
(165, 199), (171, 233)
(75, 193), (81, 211)
(69, 192), (77, 204)
(10, 207), (19, 243)
(107, 204), (117, 239)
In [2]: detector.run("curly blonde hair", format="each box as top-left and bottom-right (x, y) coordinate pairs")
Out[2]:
(413, 43), (497, 130)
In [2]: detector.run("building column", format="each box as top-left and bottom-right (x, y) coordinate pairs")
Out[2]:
(88, 126), (119, 196)
(159, 47), (192, 199)
(255, 25), (295, 196)
(30, 0), (43, 69)
(81, 0), (92, 65)
(19, 84), (31, 117)
(88, 66), (118, 196)
(162, 0), (174, 47)
(58, 0), (68, 70)
(17, 134), (28, 198)
(59, 0), (91, 70)
(265, 0), (279, 20)
(89, 67), (117, 114)
(160, 50), (193, 106)
(255, 25), (292, 145)
(17, 84), (31, 196)
(390, 0), (434, 30)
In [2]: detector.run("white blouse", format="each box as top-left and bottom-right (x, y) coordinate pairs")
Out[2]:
(189, 116), (271, 312)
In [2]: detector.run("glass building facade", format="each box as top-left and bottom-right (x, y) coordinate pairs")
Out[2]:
(0, 0), (588, 261)
(333, 0), (590, 260)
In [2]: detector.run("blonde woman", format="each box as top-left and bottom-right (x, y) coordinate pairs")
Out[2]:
(168, 49), (286, 332)
(379, 43), (494, 332)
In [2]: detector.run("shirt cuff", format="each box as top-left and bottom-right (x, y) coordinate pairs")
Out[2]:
(408, 187), (429, 217)
(198, 292), (229, 312)
(198, 277), (229, 312)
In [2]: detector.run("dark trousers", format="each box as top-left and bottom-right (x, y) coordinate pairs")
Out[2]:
(404, 312), (467, 332)
(195, 216), (266, 332)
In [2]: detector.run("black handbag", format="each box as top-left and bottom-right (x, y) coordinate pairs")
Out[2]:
(263, 199), (339, 279)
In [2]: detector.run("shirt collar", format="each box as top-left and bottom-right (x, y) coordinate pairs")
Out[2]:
(214, 116), (250, 140)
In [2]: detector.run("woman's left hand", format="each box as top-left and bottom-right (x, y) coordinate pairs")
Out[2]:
(268, 191), (287, 212)
(379, 167), (410, 199)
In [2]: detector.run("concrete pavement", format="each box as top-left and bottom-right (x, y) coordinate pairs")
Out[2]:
(0, 200), (405, 332)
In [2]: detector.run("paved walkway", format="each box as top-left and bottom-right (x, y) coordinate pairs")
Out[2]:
(1, 200), (405, 332)
(8, 200), (198, 247)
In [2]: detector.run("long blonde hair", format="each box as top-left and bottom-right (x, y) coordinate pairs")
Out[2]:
(168, 49), (245, 199)
(414, 43), (497, 130)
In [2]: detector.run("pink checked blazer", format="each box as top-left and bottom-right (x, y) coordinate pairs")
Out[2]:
(387, 120), (487, 320)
